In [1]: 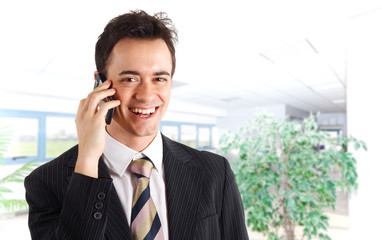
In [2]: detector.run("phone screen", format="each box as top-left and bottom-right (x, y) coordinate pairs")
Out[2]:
(94, 72), (114, 125)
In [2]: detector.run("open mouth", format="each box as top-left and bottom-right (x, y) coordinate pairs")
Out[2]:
(129, 107), (157, 118)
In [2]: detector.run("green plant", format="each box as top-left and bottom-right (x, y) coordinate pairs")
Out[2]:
(0, 126), (38, 212)
(220, 114), (366, 240)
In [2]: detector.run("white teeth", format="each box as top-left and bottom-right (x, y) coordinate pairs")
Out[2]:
(130, 107), (156, 114)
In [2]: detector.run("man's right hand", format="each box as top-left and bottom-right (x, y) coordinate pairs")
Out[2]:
(74, 79), (120, 178)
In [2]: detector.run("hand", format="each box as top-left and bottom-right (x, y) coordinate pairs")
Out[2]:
(74, 80), (120, 178)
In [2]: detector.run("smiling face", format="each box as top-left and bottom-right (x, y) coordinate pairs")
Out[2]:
(105, 38), (173, 148)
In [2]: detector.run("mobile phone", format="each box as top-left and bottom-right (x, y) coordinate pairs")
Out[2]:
(93, 72), (114, 125)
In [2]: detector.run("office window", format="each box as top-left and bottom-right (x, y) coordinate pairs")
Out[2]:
(212, 126), (219, 148)
(181, 125), (196, 148)
(0, 117), (38, 161)
(162, 125), (178, 141)
(198, 127), (211, 148)
(46, 117), (77, 158)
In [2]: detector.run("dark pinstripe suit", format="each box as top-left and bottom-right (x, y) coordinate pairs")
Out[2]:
(25, 134), (249, 239)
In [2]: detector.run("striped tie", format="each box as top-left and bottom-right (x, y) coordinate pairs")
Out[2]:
(129, 157), (164, 240)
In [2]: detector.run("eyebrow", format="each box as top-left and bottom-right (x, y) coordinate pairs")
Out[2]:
(154, 71), (171, 76)
(118, 70), (171, 76)
(119, 70), (139, 76)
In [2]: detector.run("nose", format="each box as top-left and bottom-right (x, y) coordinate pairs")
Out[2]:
(134, 80), (155, 103)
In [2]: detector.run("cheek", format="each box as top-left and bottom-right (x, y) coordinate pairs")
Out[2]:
(161, 89), (172, 104)
(114, 89), (130, 103)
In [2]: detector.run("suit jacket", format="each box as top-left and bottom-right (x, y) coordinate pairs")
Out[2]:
(24, 134), (249, 240)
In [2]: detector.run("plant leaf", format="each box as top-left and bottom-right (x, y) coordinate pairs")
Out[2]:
(0, 199), (28, 212)
(0, 160), (39, 184)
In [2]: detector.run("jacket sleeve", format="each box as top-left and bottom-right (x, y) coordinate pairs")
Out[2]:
(221, 158), (249, 240)
(25, 172), (113, 240)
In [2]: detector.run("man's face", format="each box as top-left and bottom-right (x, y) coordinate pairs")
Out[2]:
(106, 38), (173, 138)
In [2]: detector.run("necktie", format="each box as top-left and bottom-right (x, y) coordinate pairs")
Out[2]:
(129, 157), (164, 240)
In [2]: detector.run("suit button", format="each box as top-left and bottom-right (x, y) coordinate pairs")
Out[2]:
(94, 212), (102, 220)
(95, 202), (104, 209)
(97, 192), (106, 200)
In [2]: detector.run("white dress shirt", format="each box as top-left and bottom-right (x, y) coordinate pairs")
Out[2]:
(103, 131), (169, 240)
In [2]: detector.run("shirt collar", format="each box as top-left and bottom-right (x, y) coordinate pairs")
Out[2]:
(103, 131), (163, 177)
(140, 132), (163, 176)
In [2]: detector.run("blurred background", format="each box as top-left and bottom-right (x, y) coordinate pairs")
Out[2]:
(0, 0), (381, 239)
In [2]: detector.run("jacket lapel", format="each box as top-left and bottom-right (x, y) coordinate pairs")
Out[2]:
(98, 158), (133, 240)
(162, 135), (203, 240)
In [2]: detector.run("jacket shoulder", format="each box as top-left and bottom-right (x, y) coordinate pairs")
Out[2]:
(26, 144), (78, 181)
(162, 135), (227, 174)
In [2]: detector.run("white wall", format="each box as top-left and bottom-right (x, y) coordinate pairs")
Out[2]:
(215, 108), (258, 134)
(347, 9), (382, 239)
(285, 104), (310, 121)
(317, 112), (347, 137)
(164, 100), (226, 125)
(0, 91), (78, 114)
(216, 104), (310, 135)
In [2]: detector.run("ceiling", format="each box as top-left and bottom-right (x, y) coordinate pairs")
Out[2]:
(1, 0), (380, 114)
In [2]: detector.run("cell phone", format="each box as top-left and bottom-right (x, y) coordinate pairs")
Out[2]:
(93, 72), (115, 125)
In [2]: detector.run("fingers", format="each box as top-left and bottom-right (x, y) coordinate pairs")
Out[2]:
(75, 98), (88, 124)
(94, 79), (112, 92)
(97, 99), (121, 118)
(76, 79), (119, 125)
(84, 80), (114, 112)
(87, 88), (116, 113)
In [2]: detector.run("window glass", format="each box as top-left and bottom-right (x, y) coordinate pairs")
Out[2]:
(198, 127), (211, 148)
(212, 126), (219, 148)
(181, 125), (196, 148)
(46, 117), (77, 158)
(0, 117), (38, 160)
(162, 125), (178, 141)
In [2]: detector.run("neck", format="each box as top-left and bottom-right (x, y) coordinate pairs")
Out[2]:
(106, 124), (157, 152)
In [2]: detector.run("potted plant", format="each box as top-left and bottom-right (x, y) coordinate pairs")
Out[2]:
(220, 114), (366, 240)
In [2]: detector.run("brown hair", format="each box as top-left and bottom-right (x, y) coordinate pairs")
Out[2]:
(95, 10), (178, 77)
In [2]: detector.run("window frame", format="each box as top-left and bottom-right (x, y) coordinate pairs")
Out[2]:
(0, 109), (76, 164)
(160, 121), (214, 150)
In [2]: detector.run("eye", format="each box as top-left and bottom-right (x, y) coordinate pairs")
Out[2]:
(155, 77), (167, 82)
(121, 78), (137, 82)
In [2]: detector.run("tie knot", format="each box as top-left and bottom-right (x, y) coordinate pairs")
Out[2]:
(129, 157), (154, 178)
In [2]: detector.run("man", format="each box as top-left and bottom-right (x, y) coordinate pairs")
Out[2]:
(24, 10), (249, 240)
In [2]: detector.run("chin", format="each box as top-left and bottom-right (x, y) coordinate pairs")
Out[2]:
(130, 125), (158, 137)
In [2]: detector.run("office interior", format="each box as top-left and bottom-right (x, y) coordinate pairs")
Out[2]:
(0, 1), (381, 239)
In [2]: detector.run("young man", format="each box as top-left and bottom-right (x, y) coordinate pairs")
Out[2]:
(25, 10), (249, 240)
